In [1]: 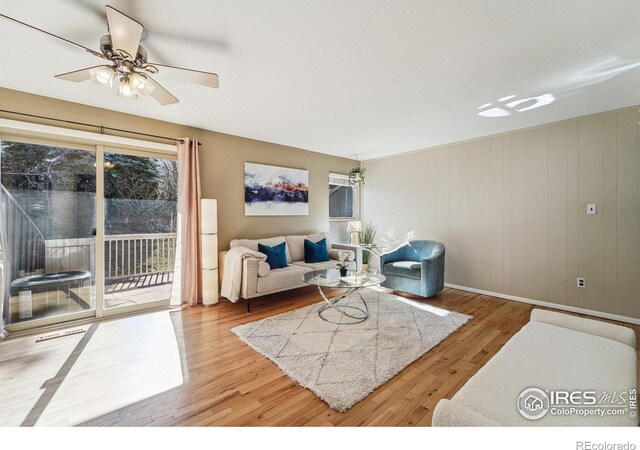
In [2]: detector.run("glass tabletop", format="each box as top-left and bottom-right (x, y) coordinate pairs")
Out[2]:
(301, 269), (386, 288)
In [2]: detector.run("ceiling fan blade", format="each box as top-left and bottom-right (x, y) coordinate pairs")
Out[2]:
(105, 5), (144, 59)
(146, 76), (179, 105)
(0, 13), (107, 59)
(147, 63), (219, 88)
(54, 66), (103, 82)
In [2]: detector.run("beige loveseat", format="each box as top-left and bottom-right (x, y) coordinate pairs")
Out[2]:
(432, 309), (638, 426)
(220, 232), (361, 311)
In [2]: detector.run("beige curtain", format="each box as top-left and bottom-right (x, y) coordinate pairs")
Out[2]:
(177, 138), (202, 306)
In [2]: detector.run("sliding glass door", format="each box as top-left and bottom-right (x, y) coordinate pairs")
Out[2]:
(0, 136), (97, 327)
(0, 137), (178, 331)
(102, 148), (178, 313)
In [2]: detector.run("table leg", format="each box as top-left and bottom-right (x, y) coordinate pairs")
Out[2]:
(317, 285), (368, 324)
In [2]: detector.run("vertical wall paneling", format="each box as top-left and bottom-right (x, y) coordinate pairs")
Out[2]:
(467, 141), (485, 289)
(510, 132), (527, 298)
(362, 107), (640, 320)
(547, 123), (568, 305)
(566, 120), (580, 307)
(489, 136), (504, 293)
(603, 113), (618, 314)
(524, 128), (548, 301)
(616, 109), (639, 318)
(578, 116), (605, 312)
(482, 140), (492, 291)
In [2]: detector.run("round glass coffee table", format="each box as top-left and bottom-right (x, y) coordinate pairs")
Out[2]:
(301, 269), (386, 324)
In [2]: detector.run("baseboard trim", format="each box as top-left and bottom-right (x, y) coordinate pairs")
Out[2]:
(444, 283), (640, 326)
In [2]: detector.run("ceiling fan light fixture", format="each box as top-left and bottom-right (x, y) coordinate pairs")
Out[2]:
(6, 5), (219, 106)
(129, 72), (155, 96)
(89, 65), (115, 90)
(117, 78), (137, 99)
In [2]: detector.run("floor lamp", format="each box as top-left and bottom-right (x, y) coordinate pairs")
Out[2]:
(201, 199), (219, 306)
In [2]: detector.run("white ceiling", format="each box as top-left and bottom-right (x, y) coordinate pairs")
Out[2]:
(1, 0), (638, 160)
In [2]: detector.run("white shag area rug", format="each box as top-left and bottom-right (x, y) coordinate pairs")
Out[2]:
(232, 288), (472, 412)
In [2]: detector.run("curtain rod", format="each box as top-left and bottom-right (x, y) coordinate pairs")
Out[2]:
(0, 109), (201, 146)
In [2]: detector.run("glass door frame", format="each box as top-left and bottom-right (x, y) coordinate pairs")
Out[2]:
(99, 145), (177, 319)
(1, 128), (177, 332)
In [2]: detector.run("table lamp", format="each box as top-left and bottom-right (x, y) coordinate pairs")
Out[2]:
(347, 220), (362, 245)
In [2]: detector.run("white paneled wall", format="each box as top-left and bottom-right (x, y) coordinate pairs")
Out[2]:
(363, 107), (639, 320)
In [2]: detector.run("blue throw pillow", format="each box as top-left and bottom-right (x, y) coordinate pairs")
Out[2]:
(258, 241), (288, 269)
(304, 238), (330, 263)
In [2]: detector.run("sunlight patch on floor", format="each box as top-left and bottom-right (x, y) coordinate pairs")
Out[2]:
(0, 311), (184, 426)
(394, 296), (451, 317)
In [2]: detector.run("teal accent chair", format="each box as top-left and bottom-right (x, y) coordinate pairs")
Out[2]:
(379, 240), (445, 298)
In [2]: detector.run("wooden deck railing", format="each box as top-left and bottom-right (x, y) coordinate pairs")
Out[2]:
(104, 233), (177, 279)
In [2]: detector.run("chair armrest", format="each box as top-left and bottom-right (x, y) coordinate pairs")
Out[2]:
(432, 399), (501, 427)
(241, 258), (260, 298)
(531, 309), (637, 348)
(421, 247), (445, 271)
(332, 243), (362, 271)
(380, 242), (410, 266)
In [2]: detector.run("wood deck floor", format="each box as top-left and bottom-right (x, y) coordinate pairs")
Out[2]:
(6, 275), (173, 324)
(1, 286), (638, 426)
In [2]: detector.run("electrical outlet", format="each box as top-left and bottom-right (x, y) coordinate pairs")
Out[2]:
(577, 277), (586, 288)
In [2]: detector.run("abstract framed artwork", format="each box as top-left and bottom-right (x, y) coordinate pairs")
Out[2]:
(244, 162), (309, 216)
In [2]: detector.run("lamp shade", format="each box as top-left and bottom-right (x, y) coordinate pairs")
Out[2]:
(347, 220), (362, 232)
(201, 199), (218, 234)
(201, 234), (218, 269)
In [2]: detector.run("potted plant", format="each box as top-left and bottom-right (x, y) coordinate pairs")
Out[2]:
(360, 221), (377, 271)
(336, 251), (350, 276)
(348, 167), (366, 186)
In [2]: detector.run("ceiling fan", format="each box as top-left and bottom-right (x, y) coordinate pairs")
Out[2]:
(0, 5), (219, 105)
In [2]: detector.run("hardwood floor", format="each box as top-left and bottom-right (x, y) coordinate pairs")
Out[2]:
(2, 287), (639, 426)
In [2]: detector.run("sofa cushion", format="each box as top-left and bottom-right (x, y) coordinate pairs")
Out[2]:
(258, 241), (288, 270)
(384, 261), (421, 279)
(285, 232), (331, 262)
(304, 238), (330, 263)
(231, 236), (292, 263)
(451, 321), (638, 426)
(256, 265), (311, 293)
